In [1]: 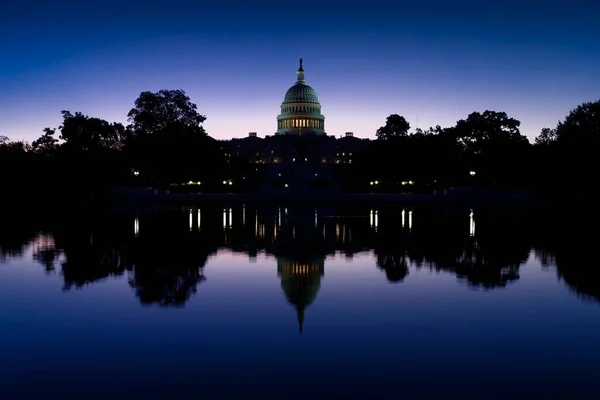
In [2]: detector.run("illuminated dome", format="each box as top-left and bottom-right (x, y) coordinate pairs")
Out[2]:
(276, 59), (326, 135)
(283, 83), (320, 104)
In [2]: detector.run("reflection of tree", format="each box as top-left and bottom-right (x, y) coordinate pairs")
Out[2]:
(23, 209), (216, 306)
(0, 213), (42, 263)
(418, 212), (530, 289)
(128, 266), (206, 307)
(367, 209), (531, 288)
(125, 210), (217, 307)
(376, 253), (409, 283)
(533, 212), (600, 302)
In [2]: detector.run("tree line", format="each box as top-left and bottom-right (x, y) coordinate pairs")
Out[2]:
(349, 101), (600, 198)
(0, 89), (227, 200)
(0, 89), (598, 199)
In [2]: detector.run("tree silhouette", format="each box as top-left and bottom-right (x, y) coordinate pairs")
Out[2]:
(533, 99), (600, 197)
(376, 114), (411, 139)
(127, 89), (206, 137)
(534, 127), (557, 146)
(125, 89), (225, 187)
(59, 110), (128, 152)
(31, 128), (59, 156)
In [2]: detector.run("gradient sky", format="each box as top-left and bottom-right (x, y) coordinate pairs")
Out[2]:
(1, 0), (599, 143)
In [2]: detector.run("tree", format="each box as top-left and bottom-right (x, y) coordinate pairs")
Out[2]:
(545, 100), (600, 197)
(59, 111), (128, 152)
(534, 127), (557, 146)
(446, 111), (531, 187)
(125, 89), (224, 187)
(127, 89), (206, 137)
(376, 114), (411, 139)
(449, 110), (528, 155)
(32, 128), (59, 155)
(554, 100), (600, 146)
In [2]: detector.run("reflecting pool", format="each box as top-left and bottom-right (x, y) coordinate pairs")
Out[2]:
(1, 204), (600, 399)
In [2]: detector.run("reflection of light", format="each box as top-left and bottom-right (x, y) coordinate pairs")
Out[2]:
(229, 208), (233, 228)
(370, 209), (374, 227)
(223, 208), (227, 229)
(242, 205), (246, 226)
(469, 209), (475, 236)
(408, 210), (413, 230)
(278, 207), (281, 227)
(134, 216), (139, 237)
(314, 209), (317, 227)
(401, 209), (405, 228)
(374, 211), (378, 231)
(197, 209), (201, 231)
(255, 210), (258, 236)
(189, 209), (193, 231)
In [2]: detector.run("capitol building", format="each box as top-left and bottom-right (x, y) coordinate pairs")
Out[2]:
(219, 59), (371, 188)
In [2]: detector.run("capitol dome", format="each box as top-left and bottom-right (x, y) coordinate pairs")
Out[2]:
(282, 83), (320, 104)
(276, 59), (326, 135)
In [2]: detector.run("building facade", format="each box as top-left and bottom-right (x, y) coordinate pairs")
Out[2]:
(219, 59), (371, 187)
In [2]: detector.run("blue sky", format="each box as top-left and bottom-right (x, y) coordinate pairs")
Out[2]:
(1, 0), (599, 142)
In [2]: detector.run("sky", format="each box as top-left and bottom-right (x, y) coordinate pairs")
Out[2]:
(1, 0), (599, 143)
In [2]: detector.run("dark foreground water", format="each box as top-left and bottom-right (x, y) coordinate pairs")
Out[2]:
(1, 203), (600, 399)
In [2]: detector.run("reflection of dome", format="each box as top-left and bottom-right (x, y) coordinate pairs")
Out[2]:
(278, 257), (324, 334)
(276, 59), (326, 135)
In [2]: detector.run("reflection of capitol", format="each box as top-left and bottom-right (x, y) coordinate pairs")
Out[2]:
(277, 257), (324, 334)
(3, 204), (568, 327)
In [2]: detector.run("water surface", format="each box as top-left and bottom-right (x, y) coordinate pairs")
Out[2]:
(1, 204), (599, 399)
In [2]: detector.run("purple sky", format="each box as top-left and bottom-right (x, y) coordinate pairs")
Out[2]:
(1, 0), (599, 143)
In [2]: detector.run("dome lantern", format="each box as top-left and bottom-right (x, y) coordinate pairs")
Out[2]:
(297, 58), (305, 82)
